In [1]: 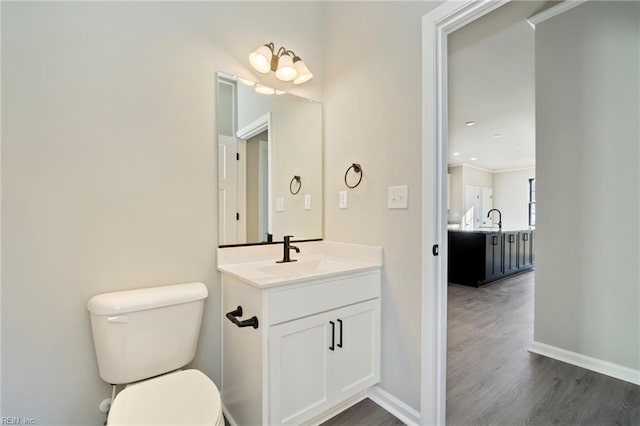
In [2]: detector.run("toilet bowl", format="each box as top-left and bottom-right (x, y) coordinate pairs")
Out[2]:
(88, 283), (221, 426)
(107, 370), (222, 426)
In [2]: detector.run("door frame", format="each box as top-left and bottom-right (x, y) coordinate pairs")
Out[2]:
(237, 112), (273, 237)
(420, 1), (588, 424)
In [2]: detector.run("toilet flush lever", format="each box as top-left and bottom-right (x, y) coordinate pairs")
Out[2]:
(107, 316), (129, 323)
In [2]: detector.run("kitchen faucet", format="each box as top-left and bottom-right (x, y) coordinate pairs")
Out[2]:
(487, 209), (503, 230)
(277, 235), (300, 263)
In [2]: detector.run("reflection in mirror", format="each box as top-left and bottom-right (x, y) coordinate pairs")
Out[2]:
(217, 72), (323, 246)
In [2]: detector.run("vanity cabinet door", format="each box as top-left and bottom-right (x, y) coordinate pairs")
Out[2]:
(268, 299), (381, 426)
(331, 300), (380, 400)
(269, 310), (334, 426)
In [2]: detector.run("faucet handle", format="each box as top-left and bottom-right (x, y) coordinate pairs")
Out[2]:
(283, 235), (294, 241)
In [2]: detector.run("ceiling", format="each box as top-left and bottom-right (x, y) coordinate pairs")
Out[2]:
(447, 1), (553, 171)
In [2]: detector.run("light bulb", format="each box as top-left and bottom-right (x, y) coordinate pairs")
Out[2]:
(249, 45), (273, 74)
(293, 59), (313, 85)
(275, 54), (297, 82)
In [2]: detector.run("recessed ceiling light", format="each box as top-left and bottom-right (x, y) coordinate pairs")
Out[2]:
(452, 152), (460, 156)
(470, 157), (477, 161)
(465, 121), (476, 126)
(493, 133), (503, 138)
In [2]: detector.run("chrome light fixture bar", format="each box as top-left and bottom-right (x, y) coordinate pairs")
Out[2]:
(248, 42), (313, 85)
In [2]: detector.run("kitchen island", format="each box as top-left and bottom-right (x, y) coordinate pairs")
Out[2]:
(448, 229), (535, 287)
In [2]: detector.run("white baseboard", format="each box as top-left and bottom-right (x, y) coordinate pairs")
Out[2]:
(221, 404), (238, 426)
(368, 385), (421, 426)
(529, 341), (640, 385)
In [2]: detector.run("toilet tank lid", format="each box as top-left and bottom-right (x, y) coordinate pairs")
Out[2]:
(87, 282), (208, 315)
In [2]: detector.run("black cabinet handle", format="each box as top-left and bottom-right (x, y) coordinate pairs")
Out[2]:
(492, 236), (498, 246)
(337, 319), (343, 348)
(509, 234), (515, 243)
(523, 233), (528, 241)
(225, 306), (259, 329)
(329, 321), (335, 351)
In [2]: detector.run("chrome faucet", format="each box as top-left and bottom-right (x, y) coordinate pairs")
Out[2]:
(487, 208), (503, 230)
(277, 235), (300, 263)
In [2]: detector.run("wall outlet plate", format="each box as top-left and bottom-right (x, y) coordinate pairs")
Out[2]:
(276, 197), (284, 212)
(388, 185), (408, 209)
(339, 191), (348, 209)
(305, 194), (311, 210)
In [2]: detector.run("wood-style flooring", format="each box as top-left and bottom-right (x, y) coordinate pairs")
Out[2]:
(447, 271), (639, 425)
(321, 398), (404, 426)
(323, 270), (639, 425)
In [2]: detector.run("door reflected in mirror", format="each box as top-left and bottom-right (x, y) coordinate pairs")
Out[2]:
(217, 72), (323, 246)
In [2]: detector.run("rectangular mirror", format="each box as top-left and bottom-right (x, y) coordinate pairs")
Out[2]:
(217, 72), (323, 246)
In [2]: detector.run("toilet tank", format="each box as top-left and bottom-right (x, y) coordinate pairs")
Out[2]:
(87, 282), (208, 385)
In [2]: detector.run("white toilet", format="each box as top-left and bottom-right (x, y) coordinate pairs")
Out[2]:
(87, 282), (223, 426)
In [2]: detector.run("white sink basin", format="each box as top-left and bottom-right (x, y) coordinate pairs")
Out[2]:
(257, 258), (352, 279)
(218, 253), (381, 288)
(217, 241), (383, 288)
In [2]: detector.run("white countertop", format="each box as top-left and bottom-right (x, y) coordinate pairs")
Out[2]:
(217, 241), (383, 288)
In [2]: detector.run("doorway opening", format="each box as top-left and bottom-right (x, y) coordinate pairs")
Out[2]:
(444, 2), (538, 423)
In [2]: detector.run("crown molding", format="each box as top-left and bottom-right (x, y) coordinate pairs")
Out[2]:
(527, 0), (589, 29)
(493, 166), (536, 173)
(448, 163), (535, 174)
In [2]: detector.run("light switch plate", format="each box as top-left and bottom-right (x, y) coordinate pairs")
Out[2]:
(304, 194), (311, 210)
(276, 197), (284, 212)
(339, 191), (348, 209)
(388, 185), (408, 209)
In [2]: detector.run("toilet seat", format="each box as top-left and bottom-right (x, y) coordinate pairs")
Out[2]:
(107, 369), (223, 426)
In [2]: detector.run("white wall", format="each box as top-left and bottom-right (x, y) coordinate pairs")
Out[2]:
(462, 165), (493, 190)
(448, 166), (463, 222)
(448, 164), (502, 227)
(1, 2), (324, 424)
(535, 1), (639, 371)
(323, 1), (441, 411)
(493, 168), (535, 230)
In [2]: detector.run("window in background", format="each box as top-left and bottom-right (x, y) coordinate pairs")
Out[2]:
(529, 178), (536, 227)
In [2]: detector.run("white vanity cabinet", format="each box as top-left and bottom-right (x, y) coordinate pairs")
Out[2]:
(221, 267), (381, 426)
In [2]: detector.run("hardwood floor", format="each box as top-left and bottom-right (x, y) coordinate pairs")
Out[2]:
(447, 271), (640, 425)
(321, 398), (404, 426)
(319, 270), (640, 426)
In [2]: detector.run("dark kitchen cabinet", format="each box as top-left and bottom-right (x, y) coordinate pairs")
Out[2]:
(519, 231), (534, 268)
(448, 230), (535, 287)
(504, 232), (519, 273)
(485, 233), (503, 282)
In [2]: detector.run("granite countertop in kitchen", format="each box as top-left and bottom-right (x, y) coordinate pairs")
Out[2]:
(448, 228), (535, 233)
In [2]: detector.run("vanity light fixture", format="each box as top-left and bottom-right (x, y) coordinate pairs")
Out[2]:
(248, 42), (313, 85)
(465, 121), (476, 126)
(452, 152), (460, 156)
(470, 157), (478, 161)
